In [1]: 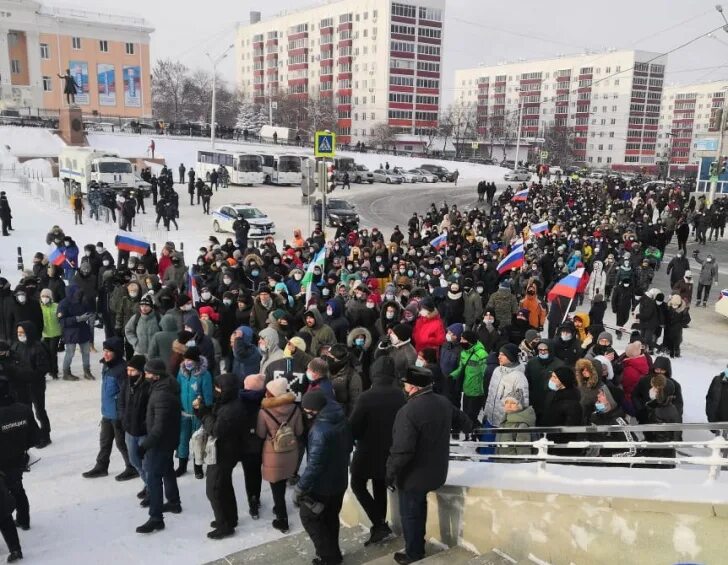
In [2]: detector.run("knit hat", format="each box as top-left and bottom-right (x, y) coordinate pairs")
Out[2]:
(369, 356), (396, 384)
(517, 308), (530, 319)
(446, 323), (464, 339)
(525, 329), (540, 343)
(127, 355), (147, 373)
(499, 279), (511, 290)
(499, 343), (519, 363)
(392, 324), (412, 343)
(271, 309), (287, 321)
(266, 377), (289, 397)
(302, 389), (328, 412)
(176, 295), (191, 308)
(40, 288), (53, 300)
(329, 343), (349, 361)
(597, 331), (613, 345)
(144, 358), (167, 376)
(244, 373), (265, 391)
(183, 346), (201, 362)
(287, 336), (306, 352)
(420, 296), (435, 312)
(139, 295), (154, 307)
(401, 366), (432, 387)
(503, 388), (524, 407)
(461, 330), (478, 345)
(593, 293), (604, 303)
(553, 366), (576, 389)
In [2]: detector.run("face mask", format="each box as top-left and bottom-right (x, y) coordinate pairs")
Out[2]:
(484, 318), (494, 326)
(560, 333), (572, 342)
(294, 273), (302, 281)
(223, 277), (232, 285)
(17, 335), (27, 343)
(326, 307), (333, 316)
(305, 370), (315, 382)
(183, 360), (195, 371)
(198, 261), (205, 267)
(538, 352), (549, 360)
(548, 380), (560, 392)
(273, 258), (280, 265)
(476, 287), (484, 294)
(16, 295), (26, 304)
(385, 293), (395, 301)
(594, 402), (607, 413)
(128, 291), (138, 298)
(649, 388), (658, 400)
(322, 288), (330, 297)
(415, 358), (425, 368)
(259, 342), (268, 353)
(223, 299), (232, 307)
(41, 297), (51, 305)
(186, 340), (196, 347)
(366, 302), (375, 309)
(85, 251), (92, 257)
(201, 292), (211, 301)
(251, 270), (260, 277)
(354, 337), (365, 347)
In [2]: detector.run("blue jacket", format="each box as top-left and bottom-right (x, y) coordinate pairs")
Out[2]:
(60, 242), (79, 280)
(297, 401), (352, 496)
(176, 357), (214, 414)
(100, 337), (126, 419)
(58, 285), (92, 344)
(232, 326), (261, 378)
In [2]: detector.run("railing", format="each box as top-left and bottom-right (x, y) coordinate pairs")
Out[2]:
(452, 422), (728, 481)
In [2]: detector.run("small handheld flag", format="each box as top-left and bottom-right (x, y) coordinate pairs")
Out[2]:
(531, 221), (549, 236)
(115, 233), (150, 254)
(47, 246), (66, 267)
(512, 188), (529, 202)
(547, 268), (585, 302)
(496, 246), (525, 275)
(430, 233), (447, 250)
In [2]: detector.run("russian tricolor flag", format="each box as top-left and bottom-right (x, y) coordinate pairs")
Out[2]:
(48, 246), (66, 267)
(547, 268), (585, 302)
(430, 233), (448, 250)
(512, 188), (529, 202)
(497, 246), (525, 274)
(186, 265), (200, 306)
(115, 233), (150, 254)
(531, 221), (549, 235)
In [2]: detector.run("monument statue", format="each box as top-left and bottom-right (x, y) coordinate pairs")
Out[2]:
(57, 69), (79, 105)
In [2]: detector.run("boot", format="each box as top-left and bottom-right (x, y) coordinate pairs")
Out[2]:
(210, 519), (238, 528)
(702, 301), (707, 308)
(174, 458), (188, 477)
(136, 518), (164, 534)
(137, 487), (147, 500)
(62, 371), (79, 381)
(162, 501), (182, 514)
(115, 467), (139, 482)
(83, 369), (96, 380)
(82, 465), (108, 478)
(272, 518), (289, 533)
(207, 526), (235, 540)
(139, 497), (150, 508)
(13, 519), (29, 531)
(6, 550), (22, 562)
(50, 373), (59, 380)
(249, 495), (260, 520)
(365, 522), (393, 546)
(194, 464), (204, 479)
(35, 436), (51, 449)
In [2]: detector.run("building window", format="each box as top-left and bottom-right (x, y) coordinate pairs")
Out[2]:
(42, 76), (52, 91)
(125, 42), (135, 55)
(72, 36), (81, 50)
(99, 40), (109, 53)
(10, 59), (20, 74)
(40, 43), (49, 59)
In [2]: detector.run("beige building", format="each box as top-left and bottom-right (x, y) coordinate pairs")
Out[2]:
(0, 0), (153, 117)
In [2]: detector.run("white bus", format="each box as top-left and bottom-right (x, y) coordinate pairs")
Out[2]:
(196, 149), (264, 186)
(257, 153), (303, 186)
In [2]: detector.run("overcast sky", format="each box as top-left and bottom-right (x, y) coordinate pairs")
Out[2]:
(49, 0), (728, 104)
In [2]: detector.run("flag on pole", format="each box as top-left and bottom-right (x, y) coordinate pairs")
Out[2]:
(115, 233), (150, 254)
(430, 233), (447, 250)
(496, 246), (525, 275)
(531, 221), (549, 235)
(186, 265), (200, 306)
(47, 246), (66, 267)
(512, 188), (529, 202)
(547, 268), (585, 302)
(302, 247), (327, 304)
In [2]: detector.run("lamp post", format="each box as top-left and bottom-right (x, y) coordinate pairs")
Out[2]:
(513, 89), (524, 169)
(206, 43), (234, 149)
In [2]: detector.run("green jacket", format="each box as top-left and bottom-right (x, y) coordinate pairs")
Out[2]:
(41, 303), (62, 339)
(450, 341), (487, 397)
(496, 406), (536, 456)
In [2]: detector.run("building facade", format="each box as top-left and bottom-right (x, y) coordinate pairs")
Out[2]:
(454, 50), (668, 170)
(235, 0), (445, 147)
(658, 80), (728, 174)
(0, 0), (153, 117)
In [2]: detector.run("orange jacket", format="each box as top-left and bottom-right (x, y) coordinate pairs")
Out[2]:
(520, 294), (545, 329)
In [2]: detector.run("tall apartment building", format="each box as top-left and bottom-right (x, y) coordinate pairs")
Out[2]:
(235, 0), (445, 147)
(0, 0), (153, 117)
(658, 80), (728, 173)
(454, 50), (667, 170)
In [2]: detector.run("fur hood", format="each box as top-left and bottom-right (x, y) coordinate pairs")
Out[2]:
(261, 392), (296, 409)
(244, 253), (264, 267)
(576, 358), (599, 388)
(346, 327), (373, 350)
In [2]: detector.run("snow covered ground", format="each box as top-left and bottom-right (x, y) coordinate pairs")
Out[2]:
(0, 126), (726, 563)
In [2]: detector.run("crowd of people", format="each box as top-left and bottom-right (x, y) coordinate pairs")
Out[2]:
(0, 171), (725, 563)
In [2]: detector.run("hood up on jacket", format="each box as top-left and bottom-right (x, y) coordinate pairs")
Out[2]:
(215, 372), (240, 403)
(15, 321), (39, 344)
(184, 313), (205, 339)
(346, 327), (373, 350)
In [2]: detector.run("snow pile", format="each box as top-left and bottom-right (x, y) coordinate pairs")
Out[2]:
(0, 126), (64, 157)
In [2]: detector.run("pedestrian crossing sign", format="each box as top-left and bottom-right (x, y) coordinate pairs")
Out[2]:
(315, 131), (336, 158)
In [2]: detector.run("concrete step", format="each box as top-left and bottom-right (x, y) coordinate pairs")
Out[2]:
(466, 550), (519, 565)
(364, 542), (460, 565)
(417, 546), (477, 564)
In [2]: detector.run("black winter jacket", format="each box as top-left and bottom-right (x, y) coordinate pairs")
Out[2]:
(119, 375), (151, 437)
(0, 399), (39, 470)
(541, 387), (583, 455)
(197, 373), (247, 467)
(141, 377), (181, 452)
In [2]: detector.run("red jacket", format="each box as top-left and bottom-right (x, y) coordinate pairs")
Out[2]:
(158, 255), (172, 280)
(622, 354), (650, 405)
(412, 313), (446, 354)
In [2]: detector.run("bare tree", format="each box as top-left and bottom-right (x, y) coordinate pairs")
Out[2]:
(489, 109), (519, 163)
(442, 100), (478, 158)
(417, 126), (439, 155)
(542, 124), (576, 166)
(152, 59), (189, 123)
(371, 122), (395, 151)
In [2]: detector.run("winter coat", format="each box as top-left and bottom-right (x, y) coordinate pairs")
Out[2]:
(258, 327), (285, 374)
(439, 340), (462, 388)
(114, 293), (140, 332)
(264, 349), (312, 385)
(636, 295), (659, 331)
(196, 373), (246, 467)
(440, 293), (465, 327)
(463, 289), (484, 329)
(299, 308), (336, 356)
(325, 300), (350, 343)
(5, 296), (43, 342)
(249, 296), (276, 333)
(57, 285), (93, 345)
(644, 396), (681, 458)
(706, 374), (728, 423)
(346, 328), (374, 388)
(119, 373), (151, 437)
(177, 357), (214, 415)
(161, 264), (186, 291)
(496, 406), (536, 456)
(552, 334), (582, 366)
(297, 401), (352, 496)
(100, 338), (126, 420)
(475, 322), (506, 354)
(349, 379), (406, 479)
(525, 351), (564, 423)
(672, 280), (693, 305)
(412, 312), (446, 353)
(239, 389), (264, 455)
(141, 376), (182, 452)
(588, 408), (635, 458)
(377, 340), (417, 381)
(124, 310), (161, 356)
(147, 315), (179, 360)
(71, 271), (98, 305)
(575, 358), (600, 421)
(232, 326), (262, 379)
(666, 255), (689, 287)
(9, 322), (49, 390)
(450, 342), (487, 398)
(183, 314), (216, 372)
(487, 289), (519, 328)
(622, 354), (650, 410)
(585, 260), (606, 300)
(520, 294), (546, 330)
(386, 387), (463, 491)
(483, 363), (529, 426)
(330, 362), (363, 416)
(541, 387), (583, 453)
(40, 302), (62, 339)
(256, 393), (304, 483)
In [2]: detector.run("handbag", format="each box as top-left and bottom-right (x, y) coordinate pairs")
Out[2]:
(190, 427), (217, 466)
(204, 435), (217, 466)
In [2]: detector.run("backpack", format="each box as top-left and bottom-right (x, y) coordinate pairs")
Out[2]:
(262, 406), (298, 453)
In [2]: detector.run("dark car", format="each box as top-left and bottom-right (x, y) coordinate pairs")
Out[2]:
(311, 198), (359, 227)
(419, 164), (456, 182)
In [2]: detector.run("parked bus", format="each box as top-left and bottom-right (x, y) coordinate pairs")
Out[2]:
(196, 149), (264, 186)
(314, 156), (355, 183)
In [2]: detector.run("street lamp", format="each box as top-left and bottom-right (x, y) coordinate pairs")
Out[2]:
(206, 43), (235, 149)
(514, 88), (525, 169)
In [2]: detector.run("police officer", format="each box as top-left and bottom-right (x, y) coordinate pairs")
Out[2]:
(233, 214), (250, 250)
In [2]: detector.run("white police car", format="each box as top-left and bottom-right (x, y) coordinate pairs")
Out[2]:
(212, 203), (276, 238)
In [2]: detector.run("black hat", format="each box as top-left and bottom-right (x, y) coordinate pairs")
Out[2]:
(402, 366), (432, 387)
(139, 295), (154, 307)
(461, 330), (478, 345)
(183, 346), (201, 362)
(127, 355), (147, 372)
(176, 295), (191, 308)
(392, 324), (412, 343)
(420, 296), (436, 311)
(302, 389), (328, 412)
(144, 358), (167, 376)
(329, 343), (349, 361)
(553, 366), (576, 389)
(369, 356), (396, 384)
(499, 343), (519, 364)
(177, 330), (194, 343)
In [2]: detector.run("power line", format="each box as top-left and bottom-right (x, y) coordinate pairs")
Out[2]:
(450, 16), (583, 50)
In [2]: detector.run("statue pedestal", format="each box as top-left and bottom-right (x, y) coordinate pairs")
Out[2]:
(58, 106), (86, 146)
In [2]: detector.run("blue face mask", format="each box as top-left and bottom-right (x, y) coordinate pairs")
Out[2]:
(548, 380), (560, 392)
(251, 270), (260, 277)
(538, 353), (549, 360)
(723, 369), (728, 380)
(594, 402), (607, 413)
(305, 370), (314, 382)
(354, 338), (365, 347)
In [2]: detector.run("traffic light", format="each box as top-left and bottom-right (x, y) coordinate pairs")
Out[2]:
(710, 160), (719, 176)
(721, 157), (727, 175)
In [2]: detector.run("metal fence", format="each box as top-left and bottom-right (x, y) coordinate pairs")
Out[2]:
(452, 422), (728, 481)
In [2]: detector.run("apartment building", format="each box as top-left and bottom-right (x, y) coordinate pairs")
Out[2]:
(235, 0), (445, 147)
(658, 80), (728, 173)
(454, 50), (667, 170)
(0, 0), (153, 117)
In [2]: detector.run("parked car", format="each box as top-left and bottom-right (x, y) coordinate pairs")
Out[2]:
(419, 164), (456, 181)
(212, 203), (275, 238)
(393, 167), (418, 183)
(353, 164), (374, 184)
(372, 169), (404, 184)
(410, 169), (438, 183)
(588, 169), (608, 180)
(311, 198), (360, 226)
(504, 169), (532, 182)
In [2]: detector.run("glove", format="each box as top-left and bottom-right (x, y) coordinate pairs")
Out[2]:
(293, 486), (305, 505)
